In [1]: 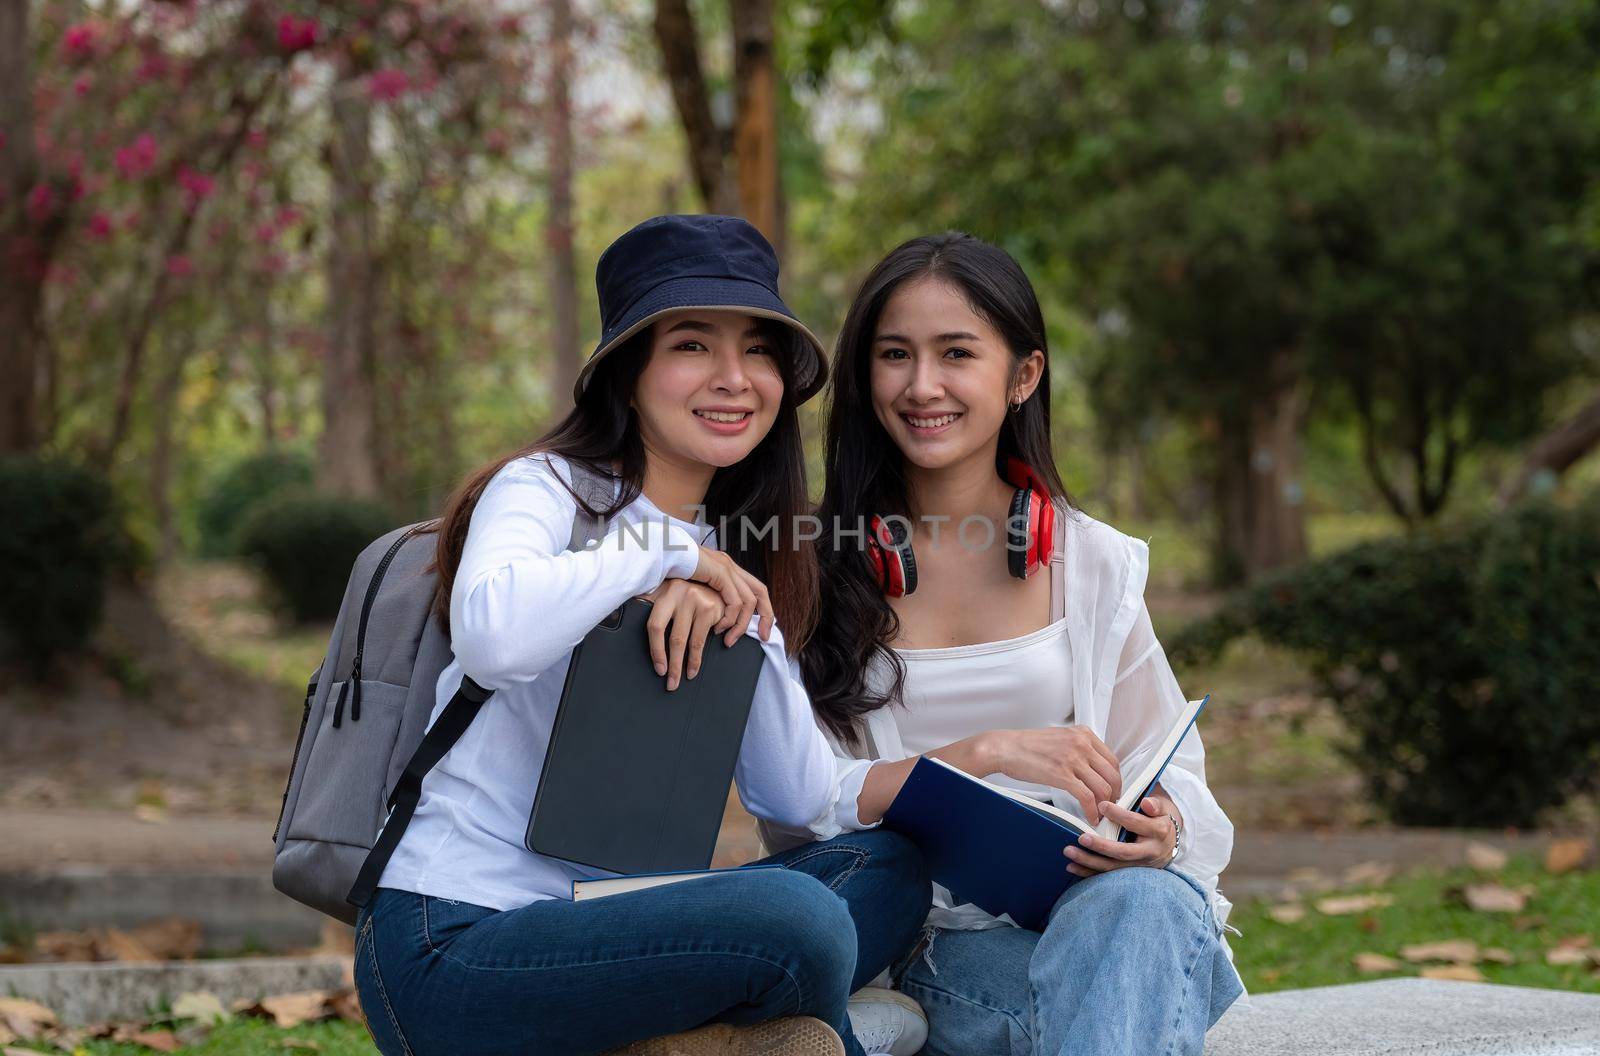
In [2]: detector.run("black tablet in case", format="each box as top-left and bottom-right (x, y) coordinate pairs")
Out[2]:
(526, 597), (766, 876)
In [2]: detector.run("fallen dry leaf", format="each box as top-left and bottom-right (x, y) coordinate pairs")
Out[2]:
(31, 929), (99, 961)
(1420, 964), (1484, 981)
(1546, 946), (1591, 966)
(1353, 952), (1401, 972)
(1480, 947), (1516, 965)
(1461, 883), (1528, 913)
(1465, 842), (1508, 872)
(1315, 894), (1394, 916)
(171, 991), (229, 1026)
(1401, 939), (1479, 964)
(281, 1040), (322, 1051)
(0, 998), (56, 1041)
(6, 1046), (42, 1056)
(242, 991), (334, 1029)
(101, 928), (158, 963)
(1342, 861), (1396, 887)
(1267, 903), (1306, 924)
(1555, 934), (1593, 949)
(326, 987), (363, 1024)
(133, 804), (168, 824)
(1545, 837), (1594, 875)
(122, 919), (202, 961)
(1512, 914), (1546, 931)
(1285, 867), (1335, 892)
(129, 1029), (181, 1052)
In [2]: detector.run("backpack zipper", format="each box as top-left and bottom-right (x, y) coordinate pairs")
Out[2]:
(274, 665), (321, 843)
(332, 523), (430, 728)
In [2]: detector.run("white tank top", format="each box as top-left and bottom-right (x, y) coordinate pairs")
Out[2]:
(889, 616), (1073, 929)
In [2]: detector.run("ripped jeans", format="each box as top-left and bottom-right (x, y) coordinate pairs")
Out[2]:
(892, 867), (1243, 1056)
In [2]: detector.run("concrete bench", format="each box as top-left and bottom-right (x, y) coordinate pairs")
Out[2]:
(1205, 979), (1600, 1055)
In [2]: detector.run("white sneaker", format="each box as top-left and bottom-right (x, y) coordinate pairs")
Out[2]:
(846, 986), (928, 1056)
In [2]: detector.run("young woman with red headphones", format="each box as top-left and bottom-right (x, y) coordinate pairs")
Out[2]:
(768, 233), (1244, 1056)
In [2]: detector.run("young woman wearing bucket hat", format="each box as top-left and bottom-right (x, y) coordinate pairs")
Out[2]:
(766, 233), (1243, 1056)
(349, 215), (932, 1056)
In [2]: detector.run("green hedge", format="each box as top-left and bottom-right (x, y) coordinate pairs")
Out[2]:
(0, 457), (134, 673)
(1168, 495), (1600, 827)
(195, 449), (314, 557)
(236, 490), (397, 624)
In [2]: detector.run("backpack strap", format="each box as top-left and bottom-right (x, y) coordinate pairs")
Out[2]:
(345, 458), (616, 911)
(346, 673), (494, 909)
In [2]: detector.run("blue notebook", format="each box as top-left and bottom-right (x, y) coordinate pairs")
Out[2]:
(881, 695), (1209, 931)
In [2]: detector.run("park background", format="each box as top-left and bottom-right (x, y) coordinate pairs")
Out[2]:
(1, 0), (1598, 1050)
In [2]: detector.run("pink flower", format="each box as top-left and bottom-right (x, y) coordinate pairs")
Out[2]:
(165, 254), (193, 278)
(87, 212), (114, 240)
(74, 75), (93, 97)
(177, 165), (215, 203)
(275, 205), (302, 227)
(62, 22), (99, 63)
(254, 221), (278, 243)
(246, 128), (268, 151)
(114, 133), (159, 180)
(26, 184), (55, 224)
(136, 50), (171, 83)
(367, 68), (410, 101)
(277, 15), (318, 53)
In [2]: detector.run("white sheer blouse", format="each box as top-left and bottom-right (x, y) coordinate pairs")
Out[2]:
(762, 505), (1237, 945)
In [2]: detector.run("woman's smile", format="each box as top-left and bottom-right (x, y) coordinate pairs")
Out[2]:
(693, 406), (756, 434)
(900, 410), (964, 436)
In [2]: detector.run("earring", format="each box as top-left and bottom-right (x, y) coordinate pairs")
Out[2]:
(1009, 396), (1024, 413)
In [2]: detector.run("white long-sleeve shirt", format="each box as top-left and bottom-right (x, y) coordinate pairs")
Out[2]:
(378, 452), (857, 911)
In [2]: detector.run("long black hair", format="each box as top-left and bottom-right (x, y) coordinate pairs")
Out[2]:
(800, 232), (1076, 744)
(431, 321), (820, 654)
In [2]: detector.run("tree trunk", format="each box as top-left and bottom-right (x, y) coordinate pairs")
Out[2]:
(653, 0), (738, 215)
(730, 0), (782, 254)
(0, 0), (45, 454)
(546, 0), (582, 412)
(318, 84), (382, 498)
(1213, 349), (1308, 583)
(1499, 390), (1600, 505)
(149, 330), (197, 565)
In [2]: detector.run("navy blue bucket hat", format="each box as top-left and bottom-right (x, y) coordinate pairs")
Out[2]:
(574, 214), (827, 405)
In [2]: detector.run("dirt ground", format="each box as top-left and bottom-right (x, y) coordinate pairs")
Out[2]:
(0, 574), (300, 817)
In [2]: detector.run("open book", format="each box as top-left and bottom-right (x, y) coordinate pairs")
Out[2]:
(882, 695), (1208, 930)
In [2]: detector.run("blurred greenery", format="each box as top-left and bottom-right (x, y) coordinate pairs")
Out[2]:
(1170, 491), (1600, 826)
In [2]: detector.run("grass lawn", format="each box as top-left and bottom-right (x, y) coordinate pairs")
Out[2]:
(1229, 855), (1600, 995)
(8, 1018), (377, 1055)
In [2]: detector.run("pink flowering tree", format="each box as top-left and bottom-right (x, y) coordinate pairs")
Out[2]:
(3, 0), (543, 541)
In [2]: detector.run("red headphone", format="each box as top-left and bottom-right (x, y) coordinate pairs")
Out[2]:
(866, 457), (1055, 598)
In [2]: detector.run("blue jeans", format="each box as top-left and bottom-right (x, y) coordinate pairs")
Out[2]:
(353, 829), (931, 1056)
(894, 867), (1243, 1056)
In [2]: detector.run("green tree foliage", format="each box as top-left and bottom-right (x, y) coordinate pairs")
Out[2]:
(1168, 493), (1600, 826)
(844, 0), (1599, 576)
(235, 491), (398, 624)
(195, 449), (315, 558)
(0, 457), (136, 674)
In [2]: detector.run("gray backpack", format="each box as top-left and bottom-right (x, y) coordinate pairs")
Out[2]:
(271, 459), (613, 923)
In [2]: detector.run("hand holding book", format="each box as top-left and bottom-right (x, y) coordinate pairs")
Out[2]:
(972, 724), (1124, 825)
(1065, 792), (1182, 876)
